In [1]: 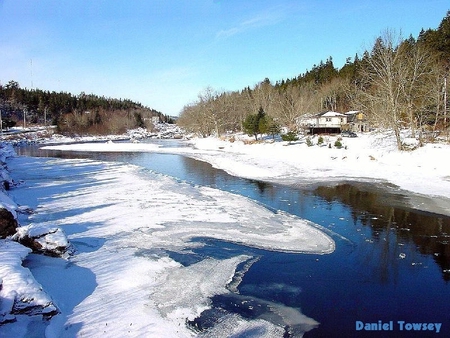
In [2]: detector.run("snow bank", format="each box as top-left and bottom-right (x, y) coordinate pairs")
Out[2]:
(12, 224), (73, 258)
(5, 125), (182, 146)
(0, 142), (73, 330)
(0, 190), (18, 219)
(0, 143), (16, 163)
(0, 143), (17, 216)
(11, 129), (449, 335)
(41, 131), (450, 205)
(0, 240), (59, 324)
(4, 156), (332, 337)
(183, 132), (450, 201)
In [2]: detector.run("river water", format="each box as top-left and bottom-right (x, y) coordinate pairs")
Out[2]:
(15, 140), (450, 337)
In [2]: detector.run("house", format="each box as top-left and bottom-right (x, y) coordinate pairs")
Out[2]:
(298, 111), (347, 135)
(343, 111), (369, 132)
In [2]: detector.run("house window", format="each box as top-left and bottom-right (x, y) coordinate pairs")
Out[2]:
(326, 118), (331, 122)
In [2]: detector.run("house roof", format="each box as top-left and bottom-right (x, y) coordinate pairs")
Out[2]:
(322, 111), (346, 117)
(297, 111), (348, 120)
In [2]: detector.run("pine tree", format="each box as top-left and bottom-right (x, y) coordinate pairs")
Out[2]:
(242, 107), (267, 140)
(266, 117), (281, 139)
(281, 131), (298, 144)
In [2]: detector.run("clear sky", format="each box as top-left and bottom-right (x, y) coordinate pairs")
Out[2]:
(1, 1), (448, 116)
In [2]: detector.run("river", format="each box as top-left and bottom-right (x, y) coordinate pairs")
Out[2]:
(15, 140), (450, 337)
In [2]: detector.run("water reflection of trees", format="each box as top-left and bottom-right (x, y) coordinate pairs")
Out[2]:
(181, 156), (232, 187)
(250, 180), (270, 194)
(314, 184), (450, 281)
(181, 157), (281, 201)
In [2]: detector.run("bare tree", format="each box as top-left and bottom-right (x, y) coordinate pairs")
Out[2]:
(358, 30), (407, 150)
(398, 39), (437, 139)
(178, 87), (236, 137)
(273, 84), (315, 130)
(252, 78), (275, 115)
(178, 102), (210, 137)
(318, 77), (351, 112)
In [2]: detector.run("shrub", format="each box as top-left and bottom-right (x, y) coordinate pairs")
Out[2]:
(334, 139), (342, 148)
(281, 131), (299, 144)
(306, 136), (313, 147)
(317, 136), (324, 145)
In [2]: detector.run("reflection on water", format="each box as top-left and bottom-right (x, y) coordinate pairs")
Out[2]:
(315, 184), (450, 281)
(14, 141), (450, 337)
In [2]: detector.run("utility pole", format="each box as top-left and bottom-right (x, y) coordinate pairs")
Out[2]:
(30, 59), (34, 89)
(444, 75), (448, 140)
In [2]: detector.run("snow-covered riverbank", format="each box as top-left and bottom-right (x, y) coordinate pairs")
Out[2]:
(43, 131), (450, 216)
(2, 125), (183, 146)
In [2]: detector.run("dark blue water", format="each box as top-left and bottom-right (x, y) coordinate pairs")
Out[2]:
(16, 141), (450, 337)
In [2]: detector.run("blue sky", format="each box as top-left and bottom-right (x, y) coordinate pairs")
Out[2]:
(1, 1), (448, 115)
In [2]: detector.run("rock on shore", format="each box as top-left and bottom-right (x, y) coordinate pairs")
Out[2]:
(0, 142), (71, 324)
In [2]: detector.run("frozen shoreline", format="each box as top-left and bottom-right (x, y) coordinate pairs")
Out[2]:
(42, 131), (450, 216)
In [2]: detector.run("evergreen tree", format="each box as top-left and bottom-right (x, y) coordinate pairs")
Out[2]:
(266, 117), (281, 139)
(418, 10), (450, 62)
(134, 112), (145, 128)
(281, 131), (299, 144)
(242, 107), (267, 140)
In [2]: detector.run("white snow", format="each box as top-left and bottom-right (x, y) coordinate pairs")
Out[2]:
(0, 190), (18, 218)
(321, 111), (345, 117)
(43, 141), (162, 152)
(0, 240), (58, 323)
(12, 224), (71, 256)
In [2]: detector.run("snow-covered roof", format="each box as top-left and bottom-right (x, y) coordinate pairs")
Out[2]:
(322, 111), (346, 117)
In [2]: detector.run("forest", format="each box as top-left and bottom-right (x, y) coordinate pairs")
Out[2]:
(0, 81), (169, 135)
(177, 11), (450, 150)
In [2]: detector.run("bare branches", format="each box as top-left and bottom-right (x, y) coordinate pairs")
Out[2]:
(355, 29), (442, 149)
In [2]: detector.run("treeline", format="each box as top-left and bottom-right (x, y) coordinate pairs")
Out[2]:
(0, 81), (169, 135)
(178, 11), (450, 150)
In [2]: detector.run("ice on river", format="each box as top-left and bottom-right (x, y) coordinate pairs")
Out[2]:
(4, 156), (334, 337)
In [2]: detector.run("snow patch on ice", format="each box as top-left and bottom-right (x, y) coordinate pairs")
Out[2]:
(152, 256), (252, 321)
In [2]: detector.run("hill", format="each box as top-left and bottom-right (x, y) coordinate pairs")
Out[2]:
(0, 81), (173, 135)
